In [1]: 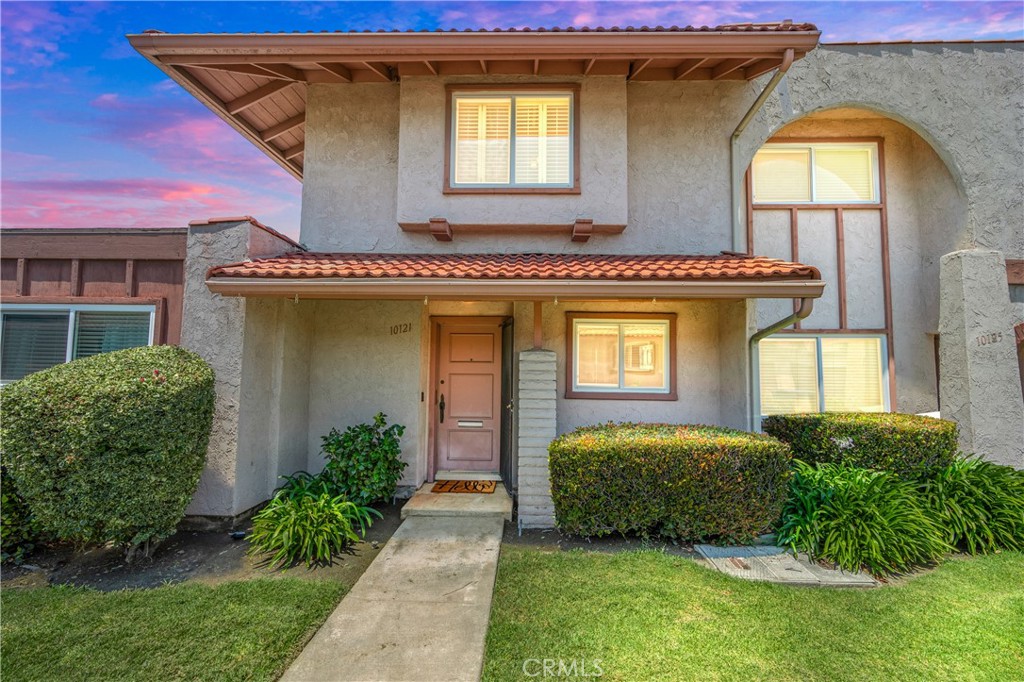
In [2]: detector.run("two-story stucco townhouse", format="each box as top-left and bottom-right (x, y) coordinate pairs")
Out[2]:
(122, 22), (1023, 527)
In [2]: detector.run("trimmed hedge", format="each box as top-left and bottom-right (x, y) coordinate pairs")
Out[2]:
(1, 466), (41, 564)
(549, 423), (792, 541)
(1, 346), (214, 558)
(762, 412), (958, 478)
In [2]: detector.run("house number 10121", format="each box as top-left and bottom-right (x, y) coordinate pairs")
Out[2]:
(390, 322), (413, 335)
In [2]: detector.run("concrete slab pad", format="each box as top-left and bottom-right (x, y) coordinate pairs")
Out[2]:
(401, 485), (513, 521)
(695, 544), (877, 588)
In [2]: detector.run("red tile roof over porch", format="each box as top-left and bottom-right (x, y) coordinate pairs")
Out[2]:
(207, 252), (820, 281)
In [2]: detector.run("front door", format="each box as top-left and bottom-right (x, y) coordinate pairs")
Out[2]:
(434, 319), (503, 473)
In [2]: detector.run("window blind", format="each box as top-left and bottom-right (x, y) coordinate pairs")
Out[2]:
(0, 313), (69, 382)
(752, 149), (811, 202)
(73, 311), (151, 360)
(814, 148), (875, 202)
(454, 97), (510, 184)
(759, 338), (819, 414)
(514, 96), (571, 185)
(822, 337), (885, 412)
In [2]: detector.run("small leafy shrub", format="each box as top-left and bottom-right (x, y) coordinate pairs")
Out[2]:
(919, 457), (1024, 554)
(763, 412), (958, 477)
(248, 475), (381, 567)
(1, 346), (215, 560)
(320, 413), (406, 506)
(549, 423), (792, 542)
(778, 461), (949, 575)
(1, 466), (42, 564)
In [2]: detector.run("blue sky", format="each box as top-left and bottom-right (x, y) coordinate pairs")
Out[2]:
(2, 1), (1022, 236)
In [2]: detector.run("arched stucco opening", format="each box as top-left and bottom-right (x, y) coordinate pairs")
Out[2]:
(747, 104), (969, 416)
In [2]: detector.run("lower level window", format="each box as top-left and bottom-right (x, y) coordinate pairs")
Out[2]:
(568, 315), (675, 398)
(1, 304), (154, 383)
(758, 335), (888, 415)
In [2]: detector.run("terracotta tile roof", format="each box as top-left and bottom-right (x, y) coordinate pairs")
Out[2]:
(144, 22), (818, 36)
(207, 253), (820, 282)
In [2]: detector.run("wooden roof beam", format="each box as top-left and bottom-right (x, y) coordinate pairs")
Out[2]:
(225, 80), (294, 115)
(282, 142), (304, 160)
(260, 113), (305, 143)
(185, 62), (286, 79)
(254, 63), (306, 81)
(743, 57), (785, 79)
(361, 61), (394, 82)
(627, 58), (654, 80)
(712, 57), (758, 80)
(313, 62), (352, 83)
(673, 58), (707, 80)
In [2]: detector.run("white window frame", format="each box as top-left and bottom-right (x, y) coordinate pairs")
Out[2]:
(571, 318), (672, 396)
(756, 333), (891, 418)
(753, 142), (881, 205)
(448, 90), (575, 190)
(0, 303), (156, 384)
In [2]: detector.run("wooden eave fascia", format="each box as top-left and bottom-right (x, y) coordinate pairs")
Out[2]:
(204, 277), (825, 300)
(127, 31), (820, 63)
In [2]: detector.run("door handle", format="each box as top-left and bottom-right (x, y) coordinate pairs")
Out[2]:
(439, 393), (445, 423)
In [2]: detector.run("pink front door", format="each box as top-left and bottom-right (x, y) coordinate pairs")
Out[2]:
(434, 320), (502, 473)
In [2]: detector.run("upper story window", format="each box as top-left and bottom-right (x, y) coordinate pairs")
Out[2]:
(752, 142), (880, 204)
(446, 87), (578, 193)
(1, 304), (155, 384)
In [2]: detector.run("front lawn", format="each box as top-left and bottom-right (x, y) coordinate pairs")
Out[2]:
(484, 547), (1024, 681)
(1, 578), (345, 682)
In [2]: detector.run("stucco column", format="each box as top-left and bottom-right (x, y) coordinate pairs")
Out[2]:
(516, 349), (557, 529)
(939, 250), (1024, 468)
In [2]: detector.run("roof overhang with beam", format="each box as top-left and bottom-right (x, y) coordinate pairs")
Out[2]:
(127, 23), (821, 180)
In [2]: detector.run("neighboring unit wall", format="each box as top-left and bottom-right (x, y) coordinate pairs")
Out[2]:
(180, 218), (303, 518)
(0, 228), (187, 344)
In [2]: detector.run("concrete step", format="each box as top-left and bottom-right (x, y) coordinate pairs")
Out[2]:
(401, 484), (513, 522)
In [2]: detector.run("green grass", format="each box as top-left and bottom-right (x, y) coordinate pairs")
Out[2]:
(1, 578), (346, 682)
(484, 547), (1024, 682)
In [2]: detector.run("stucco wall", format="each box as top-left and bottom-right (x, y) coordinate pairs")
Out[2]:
(306, 300), (424, 486)
(397, 76), (627, 228)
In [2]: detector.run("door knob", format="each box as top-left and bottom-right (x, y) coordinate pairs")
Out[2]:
(439, 393), (445, 423)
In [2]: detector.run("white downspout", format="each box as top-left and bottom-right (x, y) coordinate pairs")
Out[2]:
(731, 48), (795, 254)
(748, 296), (815, 431)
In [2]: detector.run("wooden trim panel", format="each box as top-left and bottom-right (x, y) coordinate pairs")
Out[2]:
(565, 311), (678, 401)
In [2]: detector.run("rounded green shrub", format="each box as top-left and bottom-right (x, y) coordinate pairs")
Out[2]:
(762, 412), (958, 477)
(549, 423), (792, 542)
(1, 346), (214, 558)
(778, 461), (950, 575)
(1, 466), (42, 564)
(919, 457), (1024, 554)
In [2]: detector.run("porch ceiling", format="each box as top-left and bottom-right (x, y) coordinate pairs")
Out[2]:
(127, 23), (820, 180)
(204, 252), (825, 300)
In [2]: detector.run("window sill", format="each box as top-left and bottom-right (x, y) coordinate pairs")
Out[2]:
(443, 186), (581, 195)
(565, 390), (678, 401)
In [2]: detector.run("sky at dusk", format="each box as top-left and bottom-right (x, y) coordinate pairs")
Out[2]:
(2, 1), (1022, 238)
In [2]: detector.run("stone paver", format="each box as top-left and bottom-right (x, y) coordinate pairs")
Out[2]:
(281, 515), (504, 682)
(695, 544), (877, 587)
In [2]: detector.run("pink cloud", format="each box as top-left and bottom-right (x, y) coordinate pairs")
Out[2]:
(1, 176), (295, 230)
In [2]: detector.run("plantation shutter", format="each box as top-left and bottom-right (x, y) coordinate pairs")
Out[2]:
(72, 311), (151, 360)
(752, 149), (811, 202)
(454, 97), (510, 184)
(514, 96), (571, 185)
(814, 147), (875, 202)
(821, 337), (885, 412)
(758, 338), (819, 414)
(0, 313), (69, 382)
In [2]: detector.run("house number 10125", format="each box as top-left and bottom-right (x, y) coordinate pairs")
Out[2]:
(390, 322), (413, 335)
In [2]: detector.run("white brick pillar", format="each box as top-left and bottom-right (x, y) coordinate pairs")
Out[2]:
(516, 349), (557, 528)
(939, 249), (1024, 468)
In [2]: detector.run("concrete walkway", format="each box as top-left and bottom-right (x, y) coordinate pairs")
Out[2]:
(282, 511), (504, 681)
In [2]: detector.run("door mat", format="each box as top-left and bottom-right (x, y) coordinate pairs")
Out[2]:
(431, 480), (496, 494)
